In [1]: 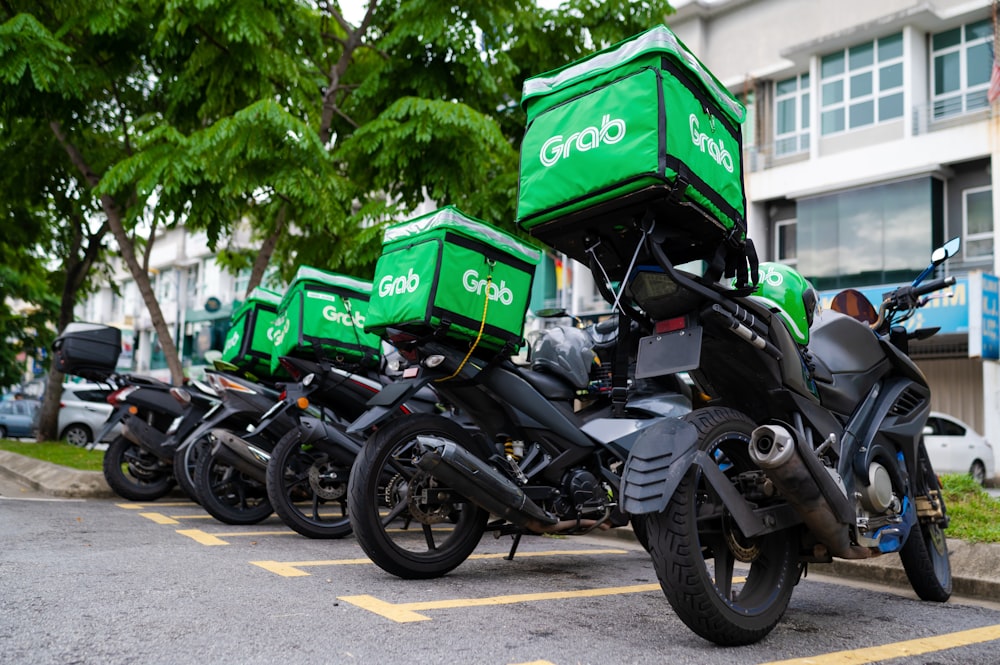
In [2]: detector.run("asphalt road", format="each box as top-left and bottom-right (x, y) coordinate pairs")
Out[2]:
(3, 488), (1000, 665)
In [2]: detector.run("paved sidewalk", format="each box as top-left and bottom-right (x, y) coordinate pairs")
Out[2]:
(2, 449), (998, 603)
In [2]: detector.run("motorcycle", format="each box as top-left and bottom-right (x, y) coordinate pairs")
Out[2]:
(345, 314), (691, 579)
(192, 354), (442, 528)
(96, 373), (218, 501)
(610, 231), (959, 645)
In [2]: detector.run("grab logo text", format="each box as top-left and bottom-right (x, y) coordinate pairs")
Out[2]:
(689, 114), (734, 173)
(463, 270), (514, 305)
(323, 305), (365, 328)
(539, 114), (626, 167)
(379, 269), (420, 297)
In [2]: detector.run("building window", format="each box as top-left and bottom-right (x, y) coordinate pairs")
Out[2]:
(774, 74), (810, 156)
(931, 19), (994, 119)
(820, 32), (904, 135)
(964, 186), (994, 260)
(774, 219), (797, 267)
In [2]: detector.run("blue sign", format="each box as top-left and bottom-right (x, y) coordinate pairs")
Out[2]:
(818, 279), (969, 335)
(980, 274), (999, 360)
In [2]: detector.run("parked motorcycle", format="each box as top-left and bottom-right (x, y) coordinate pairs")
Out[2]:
(345, 315), (691, 579)
(97, 374), (218, 501)
(613, 233), (959, 645)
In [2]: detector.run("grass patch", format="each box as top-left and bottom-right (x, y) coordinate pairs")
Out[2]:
(0, 439), (104, 472)
(940, 473), (1000, 544)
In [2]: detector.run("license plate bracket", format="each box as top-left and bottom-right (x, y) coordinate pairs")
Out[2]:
(635, 326), (702, 379)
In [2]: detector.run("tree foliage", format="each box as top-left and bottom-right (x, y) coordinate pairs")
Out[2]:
(0, 0), (674, 390)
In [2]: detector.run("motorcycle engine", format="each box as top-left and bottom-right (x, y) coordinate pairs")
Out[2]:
(554, 469), (606, 518)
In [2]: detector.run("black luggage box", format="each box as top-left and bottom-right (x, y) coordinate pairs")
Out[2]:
(53, 323), (122, 377)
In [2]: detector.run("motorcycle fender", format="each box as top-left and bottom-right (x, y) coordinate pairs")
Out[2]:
(620, 419), (700, 515)
(121, 417), (170, 460)
(94, 407), (129, 444)
(347, 378), (431, 434)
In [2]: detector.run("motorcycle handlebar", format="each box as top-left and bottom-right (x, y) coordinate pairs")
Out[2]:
(912, 275), (956, 298)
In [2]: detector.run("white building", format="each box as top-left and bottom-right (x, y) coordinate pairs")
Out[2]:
(560, 0), (999, 472)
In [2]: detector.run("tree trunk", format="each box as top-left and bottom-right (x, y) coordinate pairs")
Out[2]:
(50, 120), (186, 385)
(245, 205), (286, 296)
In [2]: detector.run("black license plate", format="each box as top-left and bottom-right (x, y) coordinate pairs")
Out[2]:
(635, 326), (702, 379)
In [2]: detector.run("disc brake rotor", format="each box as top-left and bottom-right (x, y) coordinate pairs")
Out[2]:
(307, 459), (346, 501)
(405, 470), (453, 525)
(723, 512), (760, 563)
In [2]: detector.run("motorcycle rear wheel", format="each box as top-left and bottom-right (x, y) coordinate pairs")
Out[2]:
(646, 407), (800, 646)
(899, 440), (952, 602)
(102, 434), (175, 501)
(348, 413), (489, 579)
(194, 442), (273, 525)
(266, 427), (353, 539)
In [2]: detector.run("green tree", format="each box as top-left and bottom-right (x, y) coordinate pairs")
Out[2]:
(0, 0), (674, 390)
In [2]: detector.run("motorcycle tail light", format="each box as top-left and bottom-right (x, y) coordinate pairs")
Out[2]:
(654, 317), (687, 334)
(170, 387), (192, 406)
(108, 385), (140, 406)
(279, 357), (303, 381)
(208, 374), (257, 394)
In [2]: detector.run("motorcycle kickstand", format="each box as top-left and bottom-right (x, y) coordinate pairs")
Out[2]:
(505, 533), (523, 561)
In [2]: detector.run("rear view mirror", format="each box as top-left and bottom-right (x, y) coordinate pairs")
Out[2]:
(931, 237), (961, 265)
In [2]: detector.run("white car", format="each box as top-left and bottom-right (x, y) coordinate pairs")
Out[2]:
(923, 411), (995, 486)
(57, 383), (121, 447)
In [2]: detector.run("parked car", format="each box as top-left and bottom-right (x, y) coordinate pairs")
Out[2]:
(923, 411), (996, 486)
(0, 398), (41, 439)
(56, 383), (120, 447)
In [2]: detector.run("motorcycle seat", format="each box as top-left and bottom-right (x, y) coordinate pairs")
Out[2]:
(520, 367), (576, 402)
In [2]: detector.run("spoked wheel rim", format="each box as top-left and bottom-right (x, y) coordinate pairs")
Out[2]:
(647, 407), (800, 646)
(269, 431), (352, 539)
(348, 413), (488, 579)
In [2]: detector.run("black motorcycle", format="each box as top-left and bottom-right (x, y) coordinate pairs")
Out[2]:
(345, 316), (690, 579)
(609, 231), (959, 645)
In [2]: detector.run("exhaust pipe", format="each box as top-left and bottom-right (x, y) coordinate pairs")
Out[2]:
(414, 435), (558, 533)
(749, 424), (872, 560)
(211, 428), (270, 477)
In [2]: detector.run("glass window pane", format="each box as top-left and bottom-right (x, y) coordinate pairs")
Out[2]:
(802, 93), (811, 128)
(967, 88), (989, 111)
(778, 223), (797, 260)
(933, 27), (961, 51)
(849, 42), (874, 69)
(849, 100), (874, 127)
(935, 52), (961, 94)
(968, 189), (993, 235)
(822, 80), (844, 105)
(966, 19), (992, 41)
(878, 33), (903, 60)
(776, 77), (798, 95)
(777, 98), (796, 133)
(968, 43), (992, 86)
(822, 108), (844, 134)
(934, 95), (963, 118)
(776, 137), (798, 156)
(801, 73), (810, 88)
(850, 72), (873, 97)
(968, 238), (993, 258)
(822, 51), (845, 77)
(880, 62), (903, 89)
(879, 92), (903, 120)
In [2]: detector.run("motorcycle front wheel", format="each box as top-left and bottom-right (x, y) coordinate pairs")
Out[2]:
(646, 407), (800, 646)
(899, 440), (952, 602)
(102, 434), (175, 501)
(172, 436), (210, 505)
(194, 441), (273, 525)
(347, 413), (489, 579)
(266, 427), (353, 539)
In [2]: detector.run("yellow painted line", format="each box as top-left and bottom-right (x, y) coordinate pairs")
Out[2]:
(169, 514), (216, 520)
(511, 662), (556, 665)
(340, 582), (661, 623)
(139, 512), (179, 525)
(117, 502), (193, 509)
(175, 529), (296, 546)
(758, 623), (1000, 665)
(251, 548), (630, 577)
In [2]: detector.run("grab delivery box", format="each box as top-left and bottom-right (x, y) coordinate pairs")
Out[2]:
(517, 24), (748, 278)
(270, 266), (381, 370)
(221, 287), (282, 376)
(365, 206), (542, 354)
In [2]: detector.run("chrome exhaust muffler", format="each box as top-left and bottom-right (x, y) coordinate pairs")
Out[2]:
(750, 424), (871, 559)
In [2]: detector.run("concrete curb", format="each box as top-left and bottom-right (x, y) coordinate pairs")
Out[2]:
(0, 450), (115, 499)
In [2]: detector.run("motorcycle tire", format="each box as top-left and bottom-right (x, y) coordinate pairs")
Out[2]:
(172, 437), (210, 505)
(102, 434), (176, 502)
(899, 440), (952, 602)
(194, 440), (273, 525)
(266, 427), (353, 540)
(646, 406), (800, 646)
(348, 413), (489, 579)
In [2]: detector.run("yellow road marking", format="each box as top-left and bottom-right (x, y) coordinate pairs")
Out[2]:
(251, 548), (630, 577)
(340, 582), (661, 623)
(140, 512), (179, 525)
(176, 529), (296, 545)
(759, 623), (1000, 664)
(169, 514), (216, 520)
(117, 502), (193, 509)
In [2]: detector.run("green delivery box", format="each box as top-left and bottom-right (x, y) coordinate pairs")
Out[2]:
(270, 267), (381, 369)
(517, 24), (748, 277)
(365, 206), (542, 354)
(221, 287), (282, 376)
